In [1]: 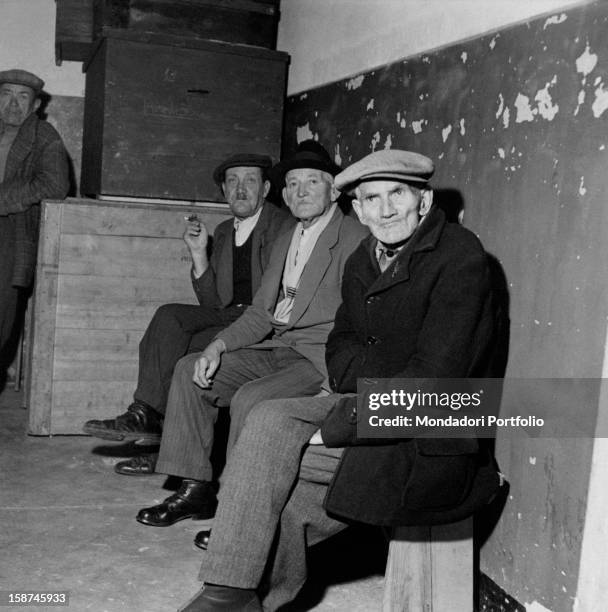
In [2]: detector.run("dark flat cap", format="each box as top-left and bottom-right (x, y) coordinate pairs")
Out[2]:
(335, 149), (434, 193)
(0, 69), (44, 93)
(213, 153), (273, 186)
(270, 140), (341, 188)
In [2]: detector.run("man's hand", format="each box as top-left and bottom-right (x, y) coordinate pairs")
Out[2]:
(183, 215), (209, 278)
(193, 339), (226, 388)
(309, 429), (324, 445)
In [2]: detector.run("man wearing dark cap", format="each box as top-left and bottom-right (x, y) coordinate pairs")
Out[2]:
(135, 140), (367, 527)
(0, 69), (69, 381)
(83, 154), (291, 474)
(175, 149), (503, 612)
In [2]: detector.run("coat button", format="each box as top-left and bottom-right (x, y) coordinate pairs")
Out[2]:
(348, 406), (357, 424)
(366, 335), (379, 345)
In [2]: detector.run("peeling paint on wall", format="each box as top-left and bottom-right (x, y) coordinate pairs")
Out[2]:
(544, 13), (568, 29)
(412, 119), (425, 134)
(535, 76), (559, 121)
(592, 82), (608, 117)
(442, 125), (452, 142)
(345, 75), (365, 90)
(296, 122), (315, 143)
(366, 98), (375, 111)
(515, 93), (535, 122)
(575, 43), (598, 77)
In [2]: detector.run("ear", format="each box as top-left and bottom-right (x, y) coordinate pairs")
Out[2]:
(221, 183), (228, 199)
(33, 98), (41, 112)
(262, 180), (271, 199)
(419, 189), (433, 217)
(330, 182), (340, 203)
(351, 198), (364, 223)
(281, 186), (288, 206)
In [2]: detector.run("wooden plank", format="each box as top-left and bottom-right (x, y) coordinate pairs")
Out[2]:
(51, 381), (135, 434)
(59, 201), (229, 236)
(383, 518), (473, 611)
(54, 359), (139, 382)
(55, 0), (94, 64)
(58, 234), (196, 278)
(54, 327), (142, 356)
(28, 203), (64, 435)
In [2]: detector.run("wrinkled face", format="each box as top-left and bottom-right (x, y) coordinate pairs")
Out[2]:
(0, 83), (40, 126)
(222, 166), (270, 219)
(352, 180), (432, 246)
(282, 168), (337, 225)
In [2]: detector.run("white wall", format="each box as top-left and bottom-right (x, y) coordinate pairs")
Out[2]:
(0, 0), (84, 97)
(278, 0), (590, 95)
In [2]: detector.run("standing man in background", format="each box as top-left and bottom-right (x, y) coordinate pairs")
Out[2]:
(83, 153), (292, 475)
(0, 69), (70, 387)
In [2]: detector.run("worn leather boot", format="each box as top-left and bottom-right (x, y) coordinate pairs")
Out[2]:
(83, 401), (163, 444)
(177, 584), (262, 611)
(114, 453), (158, 476)
(136, 479), (217, 526)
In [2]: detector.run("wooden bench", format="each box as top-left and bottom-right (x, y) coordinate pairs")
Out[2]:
(383, 517), (473, 611)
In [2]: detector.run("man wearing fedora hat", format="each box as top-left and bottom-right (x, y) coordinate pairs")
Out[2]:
(83, 153), (291, 474)
(175, 148), (504, 612)
(0, 69), (69, 382)
(134, 140), (367, 527)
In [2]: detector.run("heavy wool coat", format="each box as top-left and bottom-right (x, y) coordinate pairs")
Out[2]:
(0, 113), (69, 288)
(191, 201), (293, 308)
(320, 205), (504, 526)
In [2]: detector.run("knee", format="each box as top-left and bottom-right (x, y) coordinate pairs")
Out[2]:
(237, 398), (287, 430)
(152, 303), (181, 324)
(173, 353), (200, 385)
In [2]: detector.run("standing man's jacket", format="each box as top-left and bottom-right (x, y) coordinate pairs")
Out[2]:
(192, 202), (294, 308)
(0, 113), (69, 287)
(321, 206), (506, 526)
(217, 207), (368, 380)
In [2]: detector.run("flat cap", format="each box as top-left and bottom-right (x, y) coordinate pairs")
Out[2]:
(335, 149), (434, 194)
(270, 140), (341, 188)
(0, 69), (44, 93)
(213, 153), (273, 186)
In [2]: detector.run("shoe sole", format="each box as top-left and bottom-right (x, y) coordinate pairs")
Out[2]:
(114, 466), (156, 476)
(82, 424), (161, 444)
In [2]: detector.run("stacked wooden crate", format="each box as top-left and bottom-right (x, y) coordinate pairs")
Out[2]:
(28, 199), (231, 435)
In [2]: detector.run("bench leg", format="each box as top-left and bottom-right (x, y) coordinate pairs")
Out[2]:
(382, 516), (473, 612)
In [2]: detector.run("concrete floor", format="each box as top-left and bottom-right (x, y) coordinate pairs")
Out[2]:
(0, 388), (385, 612)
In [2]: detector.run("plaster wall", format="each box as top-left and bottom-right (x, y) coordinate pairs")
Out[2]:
(278, 0), (588, 95)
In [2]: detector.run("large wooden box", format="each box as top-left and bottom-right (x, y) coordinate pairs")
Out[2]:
(55, 0), (95, 64)
(80, 30), (289, 201)
(94, 0), (280, 49)
(27, 198), (231, 435)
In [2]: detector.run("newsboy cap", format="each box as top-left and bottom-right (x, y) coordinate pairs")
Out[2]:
(0, 69), (44, 93)
(212, 153), (273, 186)
(334, 149), (434, 194)
(270, 140), (341, 188)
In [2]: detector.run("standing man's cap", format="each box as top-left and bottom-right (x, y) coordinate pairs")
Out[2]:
(335, 149), (434, 194)
(213, 153), (273, 186)
(0, 69), (44, 93)
(270, 140), (341, 187)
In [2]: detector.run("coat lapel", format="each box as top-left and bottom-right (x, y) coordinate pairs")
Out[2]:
(261, 226), (294, 315)
(4, 113), (36, 180)
(287, 207), (343, 326)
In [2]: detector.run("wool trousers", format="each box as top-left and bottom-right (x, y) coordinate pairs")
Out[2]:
(198, 395), (351, 611)
(156, 348), (324, 482)
(134, 302), (246, 414)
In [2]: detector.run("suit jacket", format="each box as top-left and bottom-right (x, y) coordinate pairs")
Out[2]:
(320, 206), (505, 527)
(0, 113), (69, 287)
(218, 206), (369, 380)
(192, 202), (293, 308)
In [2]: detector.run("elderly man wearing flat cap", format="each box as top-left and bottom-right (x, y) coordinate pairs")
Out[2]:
(174, 148), (504, 612)
(133, 140), (367, 527)
(0, 69), (69, 379)
(83, 153), (292, 474)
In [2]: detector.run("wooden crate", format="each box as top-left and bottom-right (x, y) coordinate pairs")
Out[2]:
(81, 30), (289, 201)
(55, 0), (95, 64)
(93, 0), (280, 49)
(27, 198), (231, 435)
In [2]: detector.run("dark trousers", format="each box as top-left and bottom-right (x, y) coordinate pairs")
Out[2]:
(134, 303), (246, 415)
(0, 218), (19, 373)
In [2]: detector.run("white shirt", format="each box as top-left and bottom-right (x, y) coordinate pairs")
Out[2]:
(233, 206), (263, 247)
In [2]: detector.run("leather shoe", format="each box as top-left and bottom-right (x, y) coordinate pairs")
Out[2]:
(83, 401), (163, 444)
(194, 528), (212, 550)
(136, 479), (217, 526)
(114, 453), (158, 476)
(177, 584), (261, 611)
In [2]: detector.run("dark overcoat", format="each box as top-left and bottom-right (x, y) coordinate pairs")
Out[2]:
(321, 205), (503, 527)
(0, 113), (69, 287)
